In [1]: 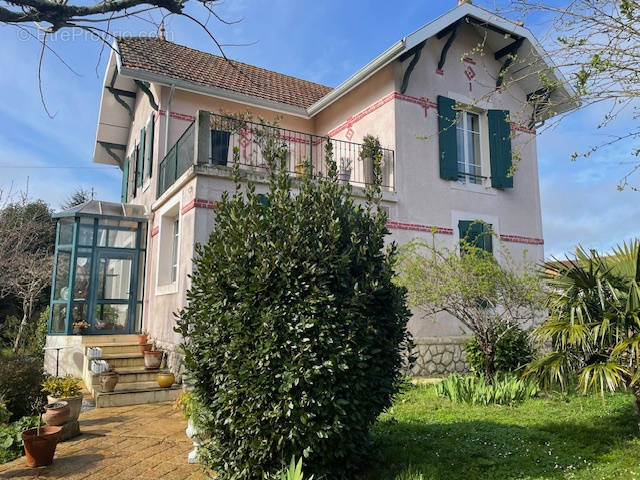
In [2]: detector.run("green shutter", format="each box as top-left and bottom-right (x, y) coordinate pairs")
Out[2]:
(132, 145), (138, 197)
(437, 95), (459, 181)
(145, 114), (154, 178)
(137, 128), (145, 188)
(488, 109), (513, 188)
(121, 156), (129, 202)
(459, 220), (493, 254)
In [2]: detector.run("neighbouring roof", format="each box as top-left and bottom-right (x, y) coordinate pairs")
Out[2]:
(117, 37), (333, 110)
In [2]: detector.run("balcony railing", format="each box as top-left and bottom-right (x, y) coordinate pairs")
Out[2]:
(157, 111), (395, 199)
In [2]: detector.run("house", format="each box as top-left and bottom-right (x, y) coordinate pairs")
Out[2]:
(44, 1), (574, 406)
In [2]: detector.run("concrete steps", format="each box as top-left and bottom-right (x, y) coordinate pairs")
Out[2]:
(94, 386), (181, 408)
(81, 338), (179, 408)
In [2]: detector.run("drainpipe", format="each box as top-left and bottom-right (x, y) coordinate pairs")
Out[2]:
(164, 84), (176, 157)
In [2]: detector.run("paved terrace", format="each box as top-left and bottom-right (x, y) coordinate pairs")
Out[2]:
(0, 402), (205, 479)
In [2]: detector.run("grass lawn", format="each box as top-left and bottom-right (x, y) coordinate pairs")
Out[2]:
(362, 383), (640, 480)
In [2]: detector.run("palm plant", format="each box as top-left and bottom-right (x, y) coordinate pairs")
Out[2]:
(524, 241), (640, 433)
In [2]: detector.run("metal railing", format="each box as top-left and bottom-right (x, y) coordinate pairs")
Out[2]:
(157, 112), (395, 198)
(157, 121), (195, 198)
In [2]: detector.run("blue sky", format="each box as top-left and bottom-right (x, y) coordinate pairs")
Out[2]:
(0, 0), (638, 257)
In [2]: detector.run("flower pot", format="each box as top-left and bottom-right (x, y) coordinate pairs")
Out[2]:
(338, 168), (352, 184)
(143, 350), (163, 370)
(42, 402), (70, 426)
(294, 163), (306, 178)
(22, 426), (62, 467)
(47, 395), (83, 422)
(137, 334), (148, 345)
(139, 343), (152, 354)
(100, 371), (119, 393)
(73, 327), (87, 335)
(157, 372), (175, 388)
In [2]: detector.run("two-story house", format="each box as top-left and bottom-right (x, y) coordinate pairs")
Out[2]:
(44, 2), (574, 406)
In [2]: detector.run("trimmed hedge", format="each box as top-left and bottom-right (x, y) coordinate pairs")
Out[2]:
(176, 130), (412, 480)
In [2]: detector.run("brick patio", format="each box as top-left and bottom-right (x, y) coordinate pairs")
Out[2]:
(0, 402), (206, 479)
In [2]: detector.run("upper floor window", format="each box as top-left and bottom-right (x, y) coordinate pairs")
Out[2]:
(456, 110), (481, 184)
(437, 95), (514, 189)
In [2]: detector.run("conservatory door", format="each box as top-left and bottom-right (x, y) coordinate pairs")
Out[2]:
(91, 250), (136, 334)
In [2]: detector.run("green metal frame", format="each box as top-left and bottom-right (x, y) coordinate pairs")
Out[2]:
(48, 215), (146, 336)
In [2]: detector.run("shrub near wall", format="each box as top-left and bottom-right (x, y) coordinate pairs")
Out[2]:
(176, 131), (412, 480)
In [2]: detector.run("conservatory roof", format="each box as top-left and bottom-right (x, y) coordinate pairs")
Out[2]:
(53, 201), (147, 221)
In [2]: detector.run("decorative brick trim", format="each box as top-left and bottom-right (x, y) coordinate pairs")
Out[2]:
(436, 69), (444, 75)
(157, 109), (196, 122)
(326, 91), (436, 138)
(500, 234), (544, 245)
(181, 198), (218, 215)
(463, 57), (476, 65)
(387, 221), (454, 235)
(151, 225), (159, 237)
(510, 123), (536, 135)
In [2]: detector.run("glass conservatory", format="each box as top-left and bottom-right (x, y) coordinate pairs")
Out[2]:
(49, 201), (147, 335)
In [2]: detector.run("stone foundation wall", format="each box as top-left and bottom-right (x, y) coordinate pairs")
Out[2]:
(408, 336), (470, 377)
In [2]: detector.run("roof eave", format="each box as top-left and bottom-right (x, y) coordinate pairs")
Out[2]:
(117, 62), (311, 119)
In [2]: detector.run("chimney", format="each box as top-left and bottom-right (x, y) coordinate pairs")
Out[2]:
(458, 0), (472, 4)
(158, 21), (166, 41)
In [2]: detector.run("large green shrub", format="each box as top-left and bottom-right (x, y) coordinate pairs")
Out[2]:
(465, 325), (535, 375)
(176, 123), (411, 480)
(0, 416), (38, 464)
(0, 354), (45, 420)
(435, 373), (537, 406)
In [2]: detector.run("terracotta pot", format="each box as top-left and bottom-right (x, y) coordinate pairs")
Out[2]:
(47, 395), (83, 422)
(100, 371), (120, 393)
(139, 343), (152, 354)
(22, 426), (62, 467)
(42, 401), (70, 426)
(157, 372), (175, 388)
(137, 334), (148, 345)
(143, 350), (163, 370)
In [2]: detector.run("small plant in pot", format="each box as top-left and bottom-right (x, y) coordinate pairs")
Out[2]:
(99, 369), (119, 393)
(143, 347), (163, 370)
(72, 320), (89, 335)
(22, 399), (62, 468)
(338, 157), (352, 184)
(41, 376), (83, 422)
(359, 134), (382, 185)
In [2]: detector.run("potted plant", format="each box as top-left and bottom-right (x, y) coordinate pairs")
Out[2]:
(359, 135), (382, 185)
(99, 369), (119, 393)
(137, 330), (148, 345)
(338, 157), (352, 184)
(22, 402), (62, 468)
(72, 320), (89, 335)
(143, 348), (163, 370)
(42, 401), (70, 427)
(41, 376), (83, 422)
(294, 156), (309, 178)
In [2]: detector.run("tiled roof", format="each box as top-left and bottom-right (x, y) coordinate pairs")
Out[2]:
(117, 37), (333, 109)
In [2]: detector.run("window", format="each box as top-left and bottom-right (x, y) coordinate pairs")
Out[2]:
(170, 218), (179, 284)
(458, 220), (493, 255)
(156, 202), (181, 291)
(456, 110), (481, 184)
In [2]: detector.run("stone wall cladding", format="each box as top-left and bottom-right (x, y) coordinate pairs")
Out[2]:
(408, 337), (470, 377)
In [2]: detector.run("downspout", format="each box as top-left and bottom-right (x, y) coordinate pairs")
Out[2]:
(164, 84), (176, 156)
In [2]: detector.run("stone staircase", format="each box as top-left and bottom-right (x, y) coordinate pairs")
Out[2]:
(81, 335), (181, 408)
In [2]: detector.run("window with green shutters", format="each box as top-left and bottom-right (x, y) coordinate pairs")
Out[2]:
(458, 220), (493, 255)
(144, 114), (154, 179)
(437, 96), (514, 189)
(121, 156), (129, 202)
(132, 144), (139, 197)
(487, 109), (513, 188)
(137, 127), (145, 188)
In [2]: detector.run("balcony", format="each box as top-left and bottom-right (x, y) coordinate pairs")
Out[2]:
(157, 111), (395, 199)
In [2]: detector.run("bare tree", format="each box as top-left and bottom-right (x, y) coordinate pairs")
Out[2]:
(395, 229), (542, 381)
(10, 252), (53, 352)
(496, 0), (640, 189)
